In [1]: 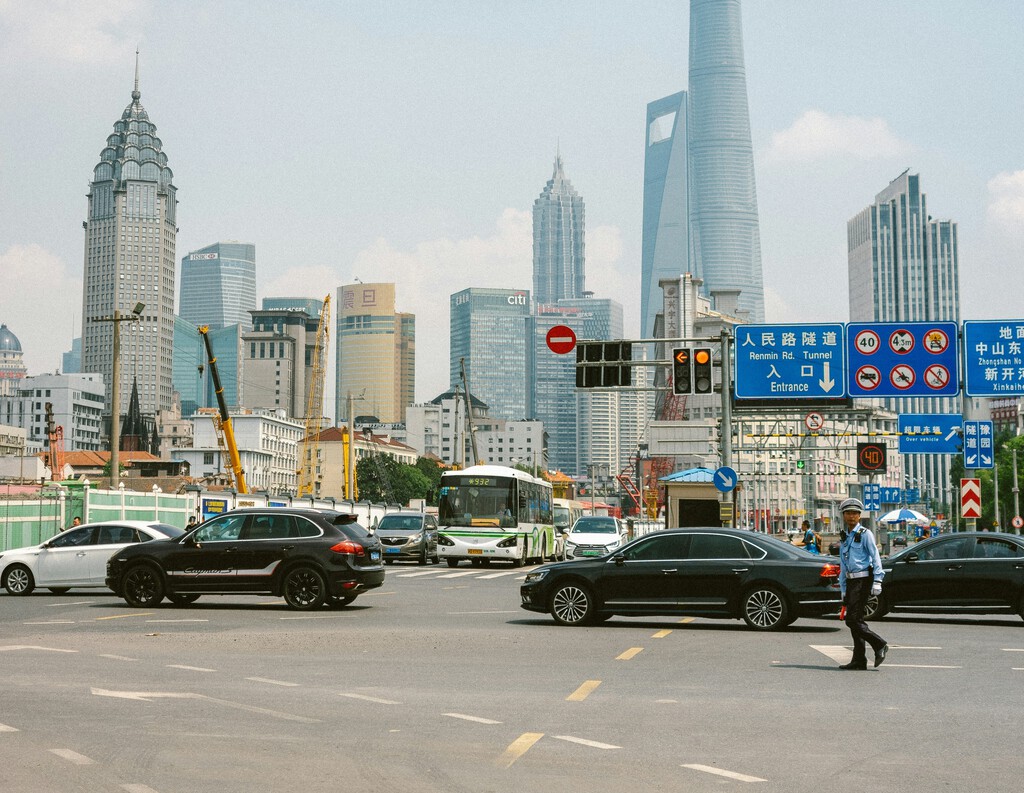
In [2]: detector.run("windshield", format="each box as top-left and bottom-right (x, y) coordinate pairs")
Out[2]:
(378, 515), (424, 531)
(553, 506), (571, 528)
(571, 518), (618, 534)
(439, 475), (516, 528)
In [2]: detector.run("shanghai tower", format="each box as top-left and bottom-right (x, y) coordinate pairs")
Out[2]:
(688, 0), (765, 322)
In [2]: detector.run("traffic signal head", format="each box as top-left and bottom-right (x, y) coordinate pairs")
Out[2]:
(672, 347), (692, 395)
(693, 347), (713, 394)
(796, 460), (805, 469)
(575, 340), (632, 388)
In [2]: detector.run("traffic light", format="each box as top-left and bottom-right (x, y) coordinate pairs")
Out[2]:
(796, 460), (805, 470)
(575, 341), (632, 388)
(693, 347), (713, 394)
(672, 347), (692, 394)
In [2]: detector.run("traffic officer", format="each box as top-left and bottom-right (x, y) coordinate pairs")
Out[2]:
(837, 497), (888, 670)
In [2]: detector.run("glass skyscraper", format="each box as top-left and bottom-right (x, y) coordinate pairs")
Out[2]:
(533, 155), (585, 305)
(450, 288), (531, 421)
(81, 58), (177, 420)
(179, 242), (257, 331)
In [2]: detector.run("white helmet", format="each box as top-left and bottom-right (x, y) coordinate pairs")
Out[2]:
(839, 497), (864, 513)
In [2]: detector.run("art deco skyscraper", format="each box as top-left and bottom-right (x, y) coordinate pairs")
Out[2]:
(81, 57), (177, 421)
(533, 155), (585, 305)
(688, 0), (765, 322)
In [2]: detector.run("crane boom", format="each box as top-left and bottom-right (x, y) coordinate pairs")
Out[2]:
(198, 325), (248, 494)
(297, 295), (331, 497)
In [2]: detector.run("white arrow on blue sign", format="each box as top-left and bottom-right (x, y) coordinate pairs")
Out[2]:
(862, 483), (881, 511)
(897, 413), (963, 454)
(734, 324), (846, 399)
(714, 466), (738, 492)
(963, 420), (994, 469)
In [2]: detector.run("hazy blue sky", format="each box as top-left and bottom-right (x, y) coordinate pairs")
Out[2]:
(2, 1), (1022, 412)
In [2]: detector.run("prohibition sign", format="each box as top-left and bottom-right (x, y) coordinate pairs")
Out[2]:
(923, 328), (950, 355)
(856, 365), (881, 391)
(889, 329), (915, 354)
(1013, 516), (1024, 530)
(805, 412), (825, 431)
(890, 364), (915, 390)
(924, 364), (950, 390)
(545, 324), (577, 354)
(854, 329), (881, 355)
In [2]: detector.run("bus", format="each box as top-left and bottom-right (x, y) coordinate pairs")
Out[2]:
(553, 497), (586, 559)
(437, 465), (554, 567)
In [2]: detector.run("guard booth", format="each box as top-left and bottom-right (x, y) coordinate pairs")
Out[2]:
(661, 468), (724, 529)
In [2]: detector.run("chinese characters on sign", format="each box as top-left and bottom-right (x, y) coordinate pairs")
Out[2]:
(963, 321), (1024, 396)
(734, 324), (845, 399)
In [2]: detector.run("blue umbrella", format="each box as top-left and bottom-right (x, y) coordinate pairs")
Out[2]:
(879, 507), (929, 524)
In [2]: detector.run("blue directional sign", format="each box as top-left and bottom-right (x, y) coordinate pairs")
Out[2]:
(847, 322), (959, 397)
(734, 324), (846, 399)
(881, 487), (902, 505)
(904, 488), (920, 504)
(713, 466), (738, 493)
(963, 320), (1024, 397)
(963, 420), (994, 469)
(897, 413), (963, 454)
(862, 483), (881, 512)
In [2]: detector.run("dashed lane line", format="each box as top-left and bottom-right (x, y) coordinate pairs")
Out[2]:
(553, 735), (620, 750)
(436, 571), (480, 579)
(652, 629), (672, 638)
(49, 748), (95, 765)
(496, 732), (544, 768)
(444, 713), (502, 725)
(448, 610), (521, 615)
(96, 612), (154, 621)
(246, 677), (300, 687)
(146, 619), (209, 624)
(0, 645), (77, 653)
(99, 654), (138, 661)
(566, 680), (601, 701)
(23, 621), (76, 625)
(0, 723), (19, 732)
(122, 785), (162, 793)
(682, 764), (766, 783)
(336, 692), (401, 705)
(48, 601), (94, 607)
(616, 647), (644, 661)
(476, 570), (527, 579)
(167, 664), (216, 672)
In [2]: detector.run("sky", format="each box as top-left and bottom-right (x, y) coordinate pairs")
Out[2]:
(2, 1), (1023, 419)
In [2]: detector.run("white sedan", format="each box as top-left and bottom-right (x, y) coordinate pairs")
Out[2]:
(0, 520), (184, 595)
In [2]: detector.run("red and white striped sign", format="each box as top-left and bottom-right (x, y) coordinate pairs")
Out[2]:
(961, 478), (981, 519)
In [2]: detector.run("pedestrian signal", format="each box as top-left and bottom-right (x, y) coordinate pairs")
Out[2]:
(672, 348), (692, 395)
(693, 347), (713, 394)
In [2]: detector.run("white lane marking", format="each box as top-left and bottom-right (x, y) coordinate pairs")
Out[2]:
(146, 619), (209, 624)
(884, 664), (961, 669)
(682, 764), (766, 783)
(0, 723), (19, 732)
(337, 692), (401, 705)
(1013, 668), (1024, 671)
(49, 601), (94, 607)
(809, 645), (849, 663)
(91, 689), (319, 722)
(166, 664), (216, 672)
(554, 735), (621, 750)
(23, 621), (76, 625)
(50, 748), (95, 765)
(247, 677), (300, 687)
(99, 654), (138, 661)
(122, 785), (161, 793)
(891, 645), (941, 650)
(1002, 648), (1024, 652)
(444, 713), (502, 725)
(477, 570), (527, 579)
(394, 570), (447, 577)
(449, 610), (520, 615)
(437, 571), (480, 578)
(0, 645), (78, 653)
(279, 614), (346, 620)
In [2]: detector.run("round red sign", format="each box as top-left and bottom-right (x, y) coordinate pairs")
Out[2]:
(546, 325), (577, 355)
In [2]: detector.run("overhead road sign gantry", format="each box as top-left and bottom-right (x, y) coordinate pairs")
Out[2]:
(963, 320), (1024, 397)
(734, 323), (846, 399)
(897, 413), (963, 454)
(847, 321), (959, 397)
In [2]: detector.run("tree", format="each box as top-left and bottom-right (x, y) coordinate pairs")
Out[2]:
(356, 455), (435, 506)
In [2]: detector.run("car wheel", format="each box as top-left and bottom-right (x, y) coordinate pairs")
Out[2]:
(122, 564), (165, 608)
(550, 581), (597, 626)
(419, 547), (429, 566)
(539, 536), (548, 564)
(512, 547), (527, 568)
(328, 594), (357, 608)
(865, 594), (889, 620)
(741, 586), (790, 631)
(3, 564), (35, 596)
(446, 558), (460, 568)
(48, 587), (71, 595)
(167, 593), (201, 606)
(282, 566), (327, 610)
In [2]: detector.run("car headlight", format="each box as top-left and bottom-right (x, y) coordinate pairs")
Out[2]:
(523, 570), (548, 584)
(565, 540), (577, 550)
(408, 533), (422, 543)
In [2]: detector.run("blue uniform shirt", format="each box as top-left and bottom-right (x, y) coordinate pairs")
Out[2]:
(838, 521), (885, 597)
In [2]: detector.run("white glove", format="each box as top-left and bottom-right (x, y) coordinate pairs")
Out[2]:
(870, 581), (882, 597)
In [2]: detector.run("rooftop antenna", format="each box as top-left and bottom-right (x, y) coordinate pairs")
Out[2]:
(132, 47), (140, 100)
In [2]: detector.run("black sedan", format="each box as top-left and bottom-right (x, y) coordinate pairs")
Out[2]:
(520, 528), (842, 630)
(106, 507), (384, 610)
(865, 531), (1024, 621)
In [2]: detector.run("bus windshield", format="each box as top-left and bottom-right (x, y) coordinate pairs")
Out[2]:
(439, 475), (516, 528)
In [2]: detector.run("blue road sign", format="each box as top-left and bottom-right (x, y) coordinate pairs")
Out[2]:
(847, 322), (959, 397)
(862, 483), (881, 511)
(734, 324), (846, 399)
(963, 320), (1024, 397)
(905, 488), (920, 504)
(897, 413), (963, 454)
(713, 466), (738, 492)
(963, 420), (994, 469)
(881, 487), (902, 504)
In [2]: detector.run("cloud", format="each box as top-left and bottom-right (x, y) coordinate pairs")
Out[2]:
(986, 170), (1024, 237)
(0, 0), (148, 64)
(763, 110), (914, 163)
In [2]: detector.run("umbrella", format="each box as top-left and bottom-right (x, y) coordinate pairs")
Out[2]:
(879, 507), (929, 525)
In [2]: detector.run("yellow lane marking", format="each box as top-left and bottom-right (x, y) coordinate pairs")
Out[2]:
(497, 732), (544, 768)
(566, 680), (602, 701)
(96, 613), (153, 621)
(616, 647), (643, 661)
(652, 629), (672, 638)
(678, 617), (695, 624)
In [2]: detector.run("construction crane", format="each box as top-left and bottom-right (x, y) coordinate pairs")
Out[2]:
(198, 325), (248, 494)
(297, 295), (331, 497)
(44, 402), (66, 482)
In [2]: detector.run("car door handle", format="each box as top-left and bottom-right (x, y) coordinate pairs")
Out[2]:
(731, 568), (749, 573)
(945, 564), (963, 571)
(661, 568), (678, 574)
(279, 545), (295, 552)
(76, 552), (88, 557)
(224, 546), (239, 553)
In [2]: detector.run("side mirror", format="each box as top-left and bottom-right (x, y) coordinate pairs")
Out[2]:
(613, 554), (626, 566)
(905, 552), (919, 563)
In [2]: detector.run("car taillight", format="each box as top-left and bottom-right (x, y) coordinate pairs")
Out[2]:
(331, 540), (364, 556)
(820, 563), (840, 579)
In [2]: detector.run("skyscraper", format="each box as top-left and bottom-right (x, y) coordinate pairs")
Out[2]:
(81, 56), (177, 422)
(688, 0), (765, 323)
(533, 155), (585, 305)
(450, 288), (531, 421)
(641, 92), (690, 338)
(179, 242), (257, 331)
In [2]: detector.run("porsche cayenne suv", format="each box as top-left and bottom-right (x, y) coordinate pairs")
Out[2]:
(521, 528), (842, 630)
(106, 507), (384, 610)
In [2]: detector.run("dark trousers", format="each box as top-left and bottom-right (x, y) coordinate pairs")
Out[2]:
(845, 576), (886, 663)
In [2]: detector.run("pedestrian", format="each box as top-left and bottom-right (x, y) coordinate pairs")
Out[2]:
(837, 498), (888, 670)
(801, 519), (819, 554)
(186, 515), (198, 530)
(69, 516), (81, 530)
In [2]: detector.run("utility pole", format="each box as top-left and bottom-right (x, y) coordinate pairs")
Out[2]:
(1014, 449), (1020, 534)
(347, 392), (355, 500)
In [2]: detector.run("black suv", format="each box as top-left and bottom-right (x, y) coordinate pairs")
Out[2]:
(106, 508), (384, 610)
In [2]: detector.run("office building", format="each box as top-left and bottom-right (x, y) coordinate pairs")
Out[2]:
(173, 318), (243, 417)
(0, 372), (106, 451)
(848, 171), (961, 514)
(241, 308), (315, 419)
(179, 242), (257, 331)
(533, 155), (585, 305)
(450, 288), (531, 421)
(62, 338), (82, 375)
(404, 389), (490, 467)
(80, 57), (177, 426)
(336, 283), (415, 424)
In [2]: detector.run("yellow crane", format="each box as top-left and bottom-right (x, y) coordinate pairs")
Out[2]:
(297, 295), (331, 497)
(199, 325), (248, 494)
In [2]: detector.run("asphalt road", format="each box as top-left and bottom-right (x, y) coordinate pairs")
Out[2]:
(2, 562), (1023, 792)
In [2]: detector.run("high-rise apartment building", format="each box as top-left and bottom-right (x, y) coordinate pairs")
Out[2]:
(335, 283), (415, 424)
(450, 288), (531, 421)
(0, 372), (106, 451)
(687, 0), (765, 323)
(848, 172), (961, 513)
(179, 242), (257, 331)
(81, 59), (177, 425)
(533, 155), (585, 305)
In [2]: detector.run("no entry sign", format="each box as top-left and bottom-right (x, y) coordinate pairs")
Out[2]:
(546, 325), (577, 354)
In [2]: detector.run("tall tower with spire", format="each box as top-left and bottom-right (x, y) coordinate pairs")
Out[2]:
(532, 154), (585, 306)
(81, 53), (177, 428)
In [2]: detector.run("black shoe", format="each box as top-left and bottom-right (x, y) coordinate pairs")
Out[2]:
(874, 644), (888, 668)
(839, 660), (868, 670)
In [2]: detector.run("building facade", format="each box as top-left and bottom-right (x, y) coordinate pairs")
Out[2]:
(450, 288), (531, 421)
(0, 372), (106, 452)
(0, 324), (29, 398)
(404, 390), (490, 467)
(533, 155), (585, 305)
(179, 242), (257, 331)
(81, 59), (177, 425)
(172, 318), (244, 417)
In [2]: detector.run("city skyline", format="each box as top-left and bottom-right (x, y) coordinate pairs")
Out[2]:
(3, 2), (1023, 412)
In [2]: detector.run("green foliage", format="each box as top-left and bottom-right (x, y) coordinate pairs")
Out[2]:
(953, 427), (1024, 532)
(356, 455), (438, 506)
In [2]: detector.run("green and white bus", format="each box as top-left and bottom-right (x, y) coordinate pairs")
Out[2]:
(436, 465), (554, 567)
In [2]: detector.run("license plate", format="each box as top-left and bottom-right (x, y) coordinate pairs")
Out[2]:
(369, 551), (381, 561)
(580, 550), (602, 557)
(385, 547), (401, 554)
(468, 548), (483, 555)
